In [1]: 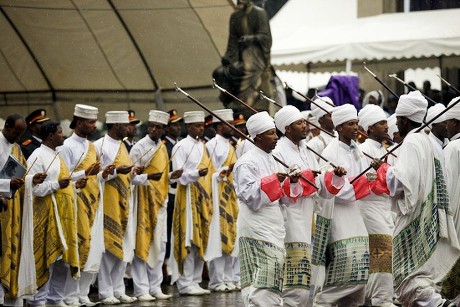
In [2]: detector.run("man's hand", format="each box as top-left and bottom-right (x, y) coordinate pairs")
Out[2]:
(32, 173), (47, 185)
(228, 163), (235, 173)
(147, 172), (163, 181)
(171, 169), (183, 180)
(333, 166), (347, 177)
(198, 168), (208, 177)
(132, 166), (145, 175)
(10, 177), (24, 190)
(102, 164), (116, 179)
(75, 178), (88, 189)
(85, 162), (101, 176)
(370, 159), (384, 171)
(277, 172), (287, 183)
(219, 169), (228, 178)
(58, 177), (72, 189)
(117, 165), (133, 175)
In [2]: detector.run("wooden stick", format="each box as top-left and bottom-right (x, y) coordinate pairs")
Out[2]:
(133, 146), (155, 165)
(363, 62), (399, 99)
(69, 152), (85, 177)
(44, 151), (60, 174)
(24, 157), (38, 178)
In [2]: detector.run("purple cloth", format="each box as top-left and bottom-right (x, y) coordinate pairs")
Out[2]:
(318, 75), (361, 110)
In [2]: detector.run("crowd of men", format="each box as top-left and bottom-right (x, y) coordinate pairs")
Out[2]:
(1, 89), (460, 307)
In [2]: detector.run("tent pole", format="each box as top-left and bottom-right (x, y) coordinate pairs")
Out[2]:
(346, 59), (352, 74)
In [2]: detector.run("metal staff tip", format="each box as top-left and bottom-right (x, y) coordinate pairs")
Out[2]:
(437, 75), (451, 87)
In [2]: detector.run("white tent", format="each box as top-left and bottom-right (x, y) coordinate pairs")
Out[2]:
(0, 0), (235, 118)
(271, 3), (460, 65)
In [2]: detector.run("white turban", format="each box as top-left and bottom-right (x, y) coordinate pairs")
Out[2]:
(274, 105), (304, 134)
(445, 96), (460, 121)
(387, 114), (398, 140)
(247, 111), (275, 139)
(311, 96), (335, 119)
(332, 104), (357, 127)
(425, 103), (446, 128)
(395, 91), (428, 123)
(357, 104), (387, 132)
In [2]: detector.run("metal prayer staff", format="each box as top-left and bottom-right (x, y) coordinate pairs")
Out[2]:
(174, 82), (318, 190)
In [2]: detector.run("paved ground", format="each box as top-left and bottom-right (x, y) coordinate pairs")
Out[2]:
(89, 281), (243, 307)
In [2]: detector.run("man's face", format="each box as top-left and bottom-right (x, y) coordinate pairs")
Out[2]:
(187, 123), (205, 139)
(78, 119), (97, 137)
(50, 125), (65, 147)
(148, 122), (164, 143)
(237, 0), (251, 9)
(220, 122), (234, 139)
(446, 118), (460, 139)
(114, 123), (129, 140)
(166, 122), (181, 138)
(126, 123), (137, 138)
(3, 118), (27, 144)
(431, 121), (447, 140)
(285, 118), (307, 143)
(337, 119), (358, 143)
(319, 113), (334, 132)
(396, 116), (409, 137)
(255, 128), (278, 153)
(368, 120), (389, 142)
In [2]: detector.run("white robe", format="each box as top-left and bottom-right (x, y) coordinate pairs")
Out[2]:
(358, 138), (394, 306)
(383, 129), (460, 306)
(307, 131), (337, 162)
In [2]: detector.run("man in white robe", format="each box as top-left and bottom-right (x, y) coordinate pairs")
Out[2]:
(357, 105), (396, 307)
(59, 105), (106, 307)
(169, 111), (212, 296)
(372, 91), (460, 307)
(233, 111), (302, 307)
(307, 97), (337, 159)
(273, 106), (346, 307)
(205, 109), (240, 292)
(130, 110), (181, 301)
(425, 104), (448, 170)
(440, 97), (460, 304)
(313, 104), (378, 307)
(93, 111), (147, 305)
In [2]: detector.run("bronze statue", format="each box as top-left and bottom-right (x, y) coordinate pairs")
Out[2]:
(213, 0), (274, 115)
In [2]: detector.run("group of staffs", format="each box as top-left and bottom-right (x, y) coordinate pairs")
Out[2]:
(172, 63), (460, 188)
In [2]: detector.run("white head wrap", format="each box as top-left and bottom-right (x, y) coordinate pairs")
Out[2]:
(395, 91), (428, 123)
(357, 104), (387, 132)
(246, 111), (275, 139)
(148, 110), (169, 125)
(425, 103), (446, 128)
(332, 104), (357, 127)
(274, 105), (304, 134)
(445, 96), (460, 121)
(387, 114), (398, 140)
(106, 111), (129, 124)
(183, 111), (204, 124)
(362, 90), (384, 107)
(311, 96), (335, 119)
(212, 109), (234, 123)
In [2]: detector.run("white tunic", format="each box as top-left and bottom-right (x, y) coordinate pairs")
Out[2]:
(445, 133), (460, 239)
(235, 139), (256, 159)
(307, 130), (337, 162)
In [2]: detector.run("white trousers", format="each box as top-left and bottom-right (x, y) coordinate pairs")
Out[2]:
(176, 246), (204, 293)
(29, 260), (68, 306)
(283, 287), (310, 307)
(365, 272), (394, 306)
(208, 253), (234, 288)
(0, 284), (23, 307)
(64, 271), (96, 304)
(313, 284), (365, 307)
(131, 241), (166, 296)
(242, 285), (283, 307)
(97, 252), (127, 299)
(233, 256), (240, 283)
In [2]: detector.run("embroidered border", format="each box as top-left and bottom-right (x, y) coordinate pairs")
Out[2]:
(312, 215), (331, 266)
(239, 237), (285, 293)
(368, 234), (392, 273)
(284, 242), (312, 289)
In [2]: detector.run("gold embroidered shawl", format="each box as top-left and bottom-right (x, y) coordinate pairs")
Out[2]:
(33, 157), (79, 288)
(0, 144), (26, 298)
(103, 143), (131, 260)
(74, 142), (100, 268)
(135, 144), (169, 262)
(173, 145), (213, 274)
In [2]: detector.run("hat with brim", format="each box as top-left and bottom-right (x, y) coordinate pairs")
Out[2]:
(168, 109), (183, 124)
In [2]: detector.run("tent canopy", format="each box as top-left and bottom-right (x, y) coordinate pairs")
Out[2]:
(271, 7), (460, 65)
(0, 0), (234, 100)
